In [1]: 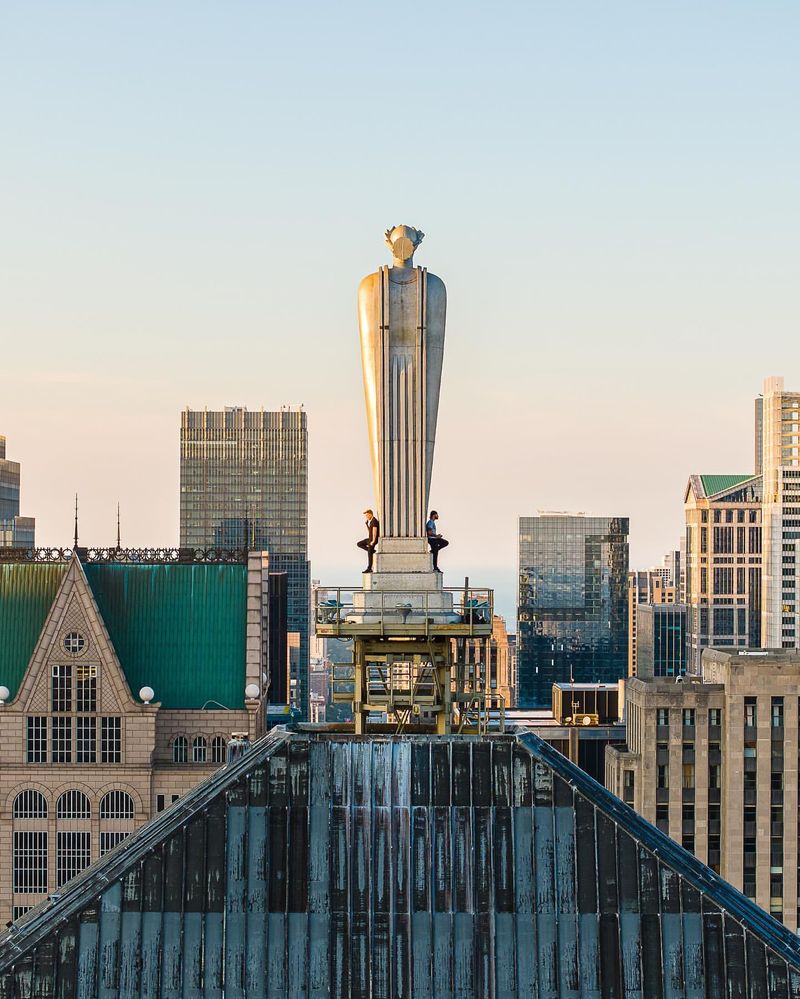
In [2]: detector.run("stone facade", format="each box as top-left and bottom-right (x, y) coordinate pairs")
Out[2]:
(607, 648), (800, 931)
(0, 553), (267, 924)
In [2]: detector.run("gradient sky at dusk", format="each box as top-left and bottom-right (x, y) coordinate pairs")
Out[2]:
(2, 2), (799, 619)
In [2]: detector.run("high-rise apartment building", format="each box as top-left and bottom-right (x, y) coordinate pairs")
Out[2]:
(180, 407), (310, 716)
(683, 473), (762, 671)
(517, 513), (629, 707)
(759, 376), (800, 649)
(0, 436), (35, 549)
(463, 614), (514, 708)
(627, 569), (677, 677)
(606, 648), (800, 932)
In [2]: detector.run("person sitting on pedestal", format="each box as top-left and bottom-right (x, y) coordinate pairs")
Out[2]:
(426, 510), (449, 571)
(357, 509), (380, 572)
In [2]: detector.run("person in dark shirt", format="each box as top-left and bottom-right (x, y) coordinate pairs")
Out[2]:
(357, 509), (380, 572)
(426, 510), (449, 571)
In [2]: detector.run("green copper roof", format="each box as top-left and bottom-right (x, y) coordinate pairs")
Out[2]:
(699, 474), (754, 497)
(84, 563), (247, 710)
(0, 563), (67, 699)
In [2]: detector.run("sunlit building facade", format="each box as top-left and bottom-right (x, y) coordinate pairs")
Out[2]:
(517, 513), (629, 707)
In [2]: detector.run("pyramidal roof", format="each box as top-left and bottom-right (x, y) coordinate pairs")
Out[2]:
(1, 726), (798, 996)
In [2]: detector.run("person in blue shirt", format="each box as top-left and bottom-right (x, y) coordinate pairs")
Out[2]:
(426, 510), (449, 571)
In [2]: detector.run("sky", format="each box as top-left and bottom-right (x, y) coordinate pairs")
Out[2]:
(2, 2), (799, 621)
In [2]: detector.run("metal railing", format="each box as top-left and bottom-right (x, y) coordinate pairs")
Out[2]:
(315, 586), (493, 637)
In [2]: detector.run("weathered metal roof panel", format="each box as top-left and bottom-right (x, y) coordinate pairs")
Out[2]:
(1, 727), (799, 996)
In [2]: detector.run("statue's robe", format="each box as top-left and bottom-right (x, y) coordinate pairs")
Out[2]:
(358, 265), (446, 538)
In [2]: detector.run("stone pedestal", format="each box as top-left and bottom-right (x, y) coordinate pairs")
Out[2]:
(348, 538), (456, 625)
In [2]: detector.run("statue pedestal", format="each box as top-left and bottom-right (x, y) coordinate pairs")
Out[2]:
(349, 539), (456, 624)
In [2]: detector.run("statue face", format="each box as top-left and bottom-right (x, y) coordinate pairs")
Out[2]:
(385, 225), (424, 263)
(391, 235), (416, 261)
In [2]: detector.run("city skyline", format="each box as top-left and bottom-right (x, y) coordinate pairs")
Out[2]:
(4, 3), (800, 625)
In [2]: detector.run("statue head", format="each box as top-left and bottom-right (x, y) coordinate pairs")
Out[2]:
(385, 225), (424, 267)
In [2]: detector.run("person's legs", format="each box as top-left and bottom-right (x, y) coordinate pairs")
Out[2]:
(356, 538), (375, 571)
(429, 536), (448, 570)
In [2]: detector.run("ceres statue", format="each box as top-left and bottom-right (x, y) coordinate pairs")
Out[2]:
(358, 226), (446, 539)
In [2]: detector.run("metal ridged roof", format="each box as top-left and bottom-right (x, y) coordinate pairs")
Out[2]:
(1, 727), (798, 997)
(0, 562), (66, 698)
(84, 563), (247, 709)
(699, 474), (755, 497)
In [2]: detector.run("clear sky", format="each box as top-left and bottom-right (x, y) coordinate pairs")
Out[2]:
(2, 2), (799, 620)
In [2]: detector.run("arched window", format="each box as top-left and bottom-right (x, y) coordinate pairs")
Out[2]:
(211, 735), (226, 764)
(56, 791), (91, 888)
(100, 791), (134, 820)
(192, 736), (207, 763)
(172, 736), (188, 763)
(56, 790), (90, 819)
(99, 790), (135, 856)
(13, 790), (47, 819)
(12, 789), (48, 897)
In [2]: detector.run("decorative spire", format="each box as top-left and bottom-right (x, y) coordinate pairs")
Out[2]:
(73, 494), (79, 549)
(116, 502), (121, 550)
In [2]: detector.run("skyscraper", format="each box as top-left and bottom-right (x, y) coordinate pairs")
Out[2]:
(760, 376), (800, 648)
(683, 473), (762, 671)
(0, 435), (35, 549)
(517, 513), (629, 707)
(180, 407), (310, 716)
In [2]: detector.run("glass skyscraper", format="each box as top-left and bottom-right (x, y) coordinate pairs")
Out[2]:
(517, 513), (629, 707)
(179, 407), (309, 716)
(0, 436), (35, 549)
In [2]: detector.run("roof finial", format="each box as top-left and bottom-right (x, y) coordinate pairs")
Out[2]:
(73, 493), (79, 549)
(116, 502), (121, 550)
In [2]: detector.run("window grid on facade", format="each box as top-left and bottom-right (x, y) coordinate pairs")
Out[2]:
(76, 716), (96, 763)
(56, 831), (91, 888)
(172, 735), (188, 763)
(56, 790), (91, 820)
(100, 831), (130, 856)
(75, 664), (97, 713)
(12, 790), (47, 819)
(51, 664), (72, 712)
(51, 716), (72, 763)
(26, 717), (47, 763)
(192, 735), (207, 763)
(211, 735), (226, 764)
(100, 791), (134, 820)
(100, 717), (122, 763)
(13, 832), (47, 894)
(12, 906), (32, 922)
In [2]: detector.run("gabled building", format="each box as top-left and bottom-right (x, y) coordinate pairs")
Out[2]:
(0, 549), (271, 924)
(684, 473), (763, 671)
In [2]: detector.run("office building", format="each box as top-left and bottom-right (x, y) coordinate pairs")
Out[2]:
(607, 648), (800, 932)
(517, 513), (629, 707)
(636, 603), (688, 678)
(628, 568), (677, 677)
(5, 726), (800, 993)
(684, 473), (762, 671)
(0, 547), (275, 924)
(180, 407), (310, 716)
(760, 377), (800, 649)
(0, 436), (35, 549)
(463, 614), (514, 708)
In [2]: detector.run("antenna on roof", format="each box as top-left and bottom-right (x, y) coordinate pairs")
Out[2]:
(73, 494), (79, 549)
(116, 502), (121, 550)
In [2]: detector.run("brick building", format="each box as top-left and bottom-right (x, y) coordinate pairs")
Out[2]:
(0, 549), (272, 923)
